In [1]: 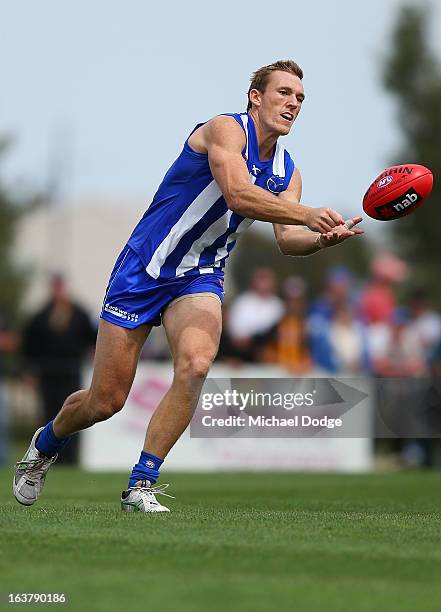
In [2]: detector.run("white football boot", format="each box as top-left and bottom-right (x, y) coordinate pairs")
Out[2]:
(121, 480), (174, 513)
(13, 427), (58, 506)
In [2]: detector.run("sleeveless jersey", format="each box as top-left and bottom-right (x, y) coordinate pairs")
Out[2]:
(127, 112), (295, 279)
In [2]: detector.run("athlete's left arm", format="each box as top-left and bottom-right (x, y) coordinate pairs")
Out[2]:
(273, 169), (364, 256)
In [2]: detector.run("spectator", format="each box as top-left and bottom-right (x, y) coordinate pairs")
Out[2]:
(217, 302), (255, 364)
(228, 267), (284, 357)
(368, 307), (426, 377)
(258, 276), (312, 373)
(328, 303), (370, 373)
(358, 253), (408, 325)
(368, 307), (431, 469)
(408, 288), (441, 362)
(21, 275), (96, 465)
(308, 266), (356, 372)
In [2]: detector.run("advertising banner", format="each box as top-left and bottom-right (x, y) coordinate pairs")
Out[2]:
(80, 363), (374, 472)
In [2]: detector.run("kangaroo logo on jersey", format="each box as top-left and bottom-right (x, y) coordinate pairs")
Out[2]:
(267, 175), (284, 193)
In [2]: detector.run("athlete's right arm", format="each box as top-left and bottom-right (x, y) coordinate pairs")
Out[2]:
(202, 116), (342, 231)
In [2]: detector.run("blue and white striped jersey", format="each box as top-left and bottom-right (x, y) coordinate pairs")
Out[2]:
(127, 112), (295, 279)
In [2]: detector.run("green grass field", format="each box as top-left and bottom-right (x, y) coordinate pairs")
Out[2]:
(1, 468), (441, 611)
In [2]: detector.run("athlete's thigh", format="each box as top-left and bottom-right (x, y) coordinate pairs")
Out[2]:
(162, 295), (222, 361)
(89, 319), (152, 401)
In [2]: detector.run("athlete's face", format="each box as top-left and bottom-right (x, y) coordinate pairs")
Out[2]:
(250, 71), (305, 136)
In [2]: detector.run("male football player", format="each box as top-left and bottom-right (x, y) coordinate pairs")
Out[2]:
(14, 60), (362, 512)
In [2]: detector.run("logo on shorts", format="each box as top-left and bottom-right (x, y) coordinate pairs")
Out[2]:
(267, 175), (285, 193)
(104, 304), (139, 323)
(145, 460), (155, 469)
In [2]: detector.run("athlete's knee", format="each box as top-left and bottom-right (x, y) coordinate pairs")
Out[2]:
(87, 388), (128, 422)
(175, 352), (214, 380)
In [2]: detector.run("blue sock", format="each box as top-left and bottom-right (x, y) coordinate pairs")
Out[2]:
(36, 421), (72, 458)
(128, 451), (163, 488)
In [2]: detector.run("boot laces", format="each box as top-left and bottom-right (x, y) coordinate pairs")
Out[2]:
(129, 482), (175, 500)
(15, 455), (56, 480)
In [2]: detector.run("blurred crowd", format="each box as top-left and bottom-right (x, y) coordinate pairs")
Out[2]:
(2, 254), (441, 467)
(215, 255), (441, 469)
(217, 255), (441, 377)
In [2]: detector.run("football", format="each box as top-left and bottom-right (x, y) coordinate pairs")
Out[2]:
(362, 164), (433, 220)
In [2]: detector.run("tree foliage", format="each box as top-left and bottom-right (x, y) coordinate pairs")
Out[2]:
(383, 4), (441, 304)
(0, 137), (32, 325)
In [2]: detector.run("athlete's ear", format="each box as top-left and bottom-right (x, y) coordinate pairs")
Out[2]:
(248, 88), (262, 109)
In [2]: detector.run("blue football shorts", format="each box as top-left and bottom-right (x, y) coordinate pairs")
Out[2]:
(100, 246), (225, 329)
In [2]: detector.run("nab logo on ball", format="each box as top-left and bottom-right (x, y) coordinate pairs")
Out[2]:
(375, 188), (422, 220)
(377, 176), (393, 189)
(267, 175), (284, 193)
(393, 190), (420, 212)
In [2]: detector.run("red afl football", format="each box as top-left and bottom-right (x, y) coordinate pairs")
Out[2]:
(362, 164), (433, 220)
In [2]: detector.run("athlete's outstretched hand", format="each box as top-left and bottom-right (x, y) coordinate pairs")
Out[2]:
(317, 216), (364, 248)
(304, 207), (345, 233)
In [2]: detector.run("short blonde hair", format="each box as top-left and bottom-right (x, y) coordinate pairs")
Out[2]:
(247, 60), (304, 112)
